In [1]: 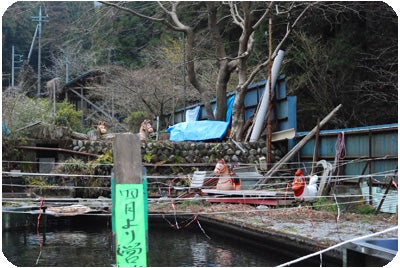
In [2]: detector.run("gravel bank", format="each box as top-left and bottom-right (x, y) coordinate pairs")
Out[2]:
(148, 201), (398, 265)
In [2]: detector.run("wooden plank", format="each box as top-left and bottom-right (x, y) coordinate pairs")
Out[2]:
(202, 189), (293, 197)
(271, 128), (295, 142)
(311, 119), (320, 174)
(255, 104), (342, 188)
(206, 197), (293, 206)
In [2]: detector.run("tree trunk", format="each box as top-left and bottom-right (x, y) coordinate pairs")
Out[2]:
(215, 65), (230, 122)
(185, 26), (215, 120)
(230, 86), (247, 141)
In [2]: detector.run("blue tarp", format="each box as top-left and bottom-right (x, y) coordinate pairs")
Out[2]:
(2, 122), (10, 135)
(185, 106), (200, 122)
(166, 120), (229, 141)
(213, 95), (235, 123)
(226, 95), (235, 123)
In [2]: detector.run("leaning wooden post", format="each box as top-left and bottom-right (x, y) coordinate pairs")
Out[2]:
(310, 118), (320, 175)
(113, 133), (147, 267)
(254, 104), (342, 188)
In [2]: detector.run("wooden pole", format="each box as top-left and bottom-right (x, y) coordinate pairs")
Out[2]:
(375, 177), (394, 214)
(368, 130), (373, 205)
(114, 133), (142, 184)
(113, 133), (147, 266)
(311, 119), (320, 175)
(255, 104), (342, 188)
(267, 17), (273, 169)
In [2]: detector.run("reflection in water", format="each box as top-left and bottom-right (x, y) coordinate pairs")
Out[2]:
(190, 240), (208, 266)
(146, 220), (286, 267)
(2, 229), (114, 267)
(3, 217), (299, 267)
(215, 247), (233, 267)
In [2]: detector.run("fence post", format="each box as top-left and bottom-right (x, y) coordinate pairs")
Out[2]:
(113, 133), (147, 267)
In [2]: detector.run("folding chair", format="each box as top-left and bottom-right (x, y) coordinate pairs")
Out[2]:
(177, 170), (207, 198)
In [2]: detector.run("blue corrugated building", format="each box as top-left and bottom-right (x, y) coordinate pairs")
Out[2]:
(292, 123), (398, 213)
(292, 123), (398, 180)
(168, 74), (296, 137)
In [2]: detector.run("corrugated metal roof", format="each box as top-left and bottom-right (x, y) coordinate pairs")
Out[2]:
(296, 123), (398, 137)
(62, 70), (104, 89)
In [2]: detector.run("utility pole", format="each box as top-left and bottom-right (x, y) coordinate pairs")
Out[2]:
(31, 5), (48, 97)
(182, 32), (187, 113)
(11, 46), (24, 88)
(11, 46), (14, 88)
(267, 17), (273, 168)
(65, 51), (69, 83)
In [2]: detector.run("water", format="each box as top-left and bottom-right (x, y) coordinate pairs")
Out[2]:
(2, 229), (114, 267)
(2, 216), (310, 267)
(147, 220), (288, 267)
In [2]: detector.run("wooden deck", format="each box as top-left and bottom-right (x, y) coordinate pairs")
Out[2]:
(202, 189), (295, 206)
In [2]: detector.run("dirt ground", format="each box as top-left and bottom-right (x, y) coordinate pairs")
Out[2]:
(148, 201), (398, 248)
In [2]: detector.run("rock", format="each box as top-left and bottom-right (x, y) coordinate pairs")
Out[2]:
(72, 131), (88, 140)
(87, 130), (100, 141)
(231, 155), (239, 162)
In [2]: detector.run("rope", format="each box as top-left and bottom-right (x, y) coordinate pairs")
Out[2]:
(35, 196), (45, 265)
(305, 207), (322, 266)
(4, 191), (396, 213)
(196, 216), (211, 240)
(2, 171), (111, 178)
(277, 226), (398, 267)
(333, 132), (346, 176)
(2, 162), (396, 182)
(284, 181), (291, 204)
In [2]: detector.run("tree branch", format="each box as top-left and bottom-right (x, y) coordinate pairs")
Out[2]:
(241, 2), (316, 90)
(99, 1), (183, 31)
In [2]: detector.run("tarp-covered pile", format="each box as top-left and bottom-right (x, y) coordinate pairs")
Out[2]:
(166, 95), (234, 142)
(166, 120), (229, 142)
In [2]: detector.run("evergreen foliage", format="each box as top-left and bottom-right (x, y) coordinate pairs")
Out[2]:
(54, 100), (84, 132)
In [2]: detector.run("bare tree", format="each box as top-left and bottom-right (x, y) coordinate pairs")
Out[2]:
(43, 44), (97, 84)
(99, 1), (315, 140)
(99, 65), (179, 128)
(84, 42), (202, 131)
(45, 77), (61, 99)
(224, 2), (314, 140)
(286, 1), (397, 130)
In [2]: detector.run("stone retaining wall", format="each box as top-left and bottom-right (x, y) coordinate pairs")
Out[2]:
(141, 140), (284, 164)
(69, 139), (286, 174)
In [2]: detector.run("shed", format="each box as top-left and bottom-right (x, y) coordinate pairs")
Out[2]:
(166, 74), (297, 141)
(59, 70), (126, 131)
(292, 123), (398, 213)
(292, 123), (398, 181)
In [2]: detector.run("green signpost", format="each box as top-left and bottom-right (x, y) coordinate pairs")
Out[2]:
(115, 184), (147, 267)
(113, 133), (147, 267)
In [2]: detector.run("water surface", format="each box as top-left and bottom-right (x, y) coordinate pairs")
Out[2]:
(2, 216), (309, 267)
